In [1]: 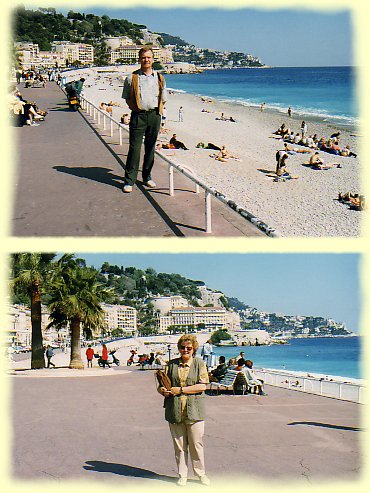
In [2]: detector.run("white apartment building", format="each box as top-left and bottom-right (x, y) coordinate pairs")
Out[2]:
(51, 41), (94, 65)
(109, 44), (173, 65)
(159, 306), (227, 333)
(8, 304), (65, 346)
(102, 304), (137, 335)
(149, 295), (189, 315)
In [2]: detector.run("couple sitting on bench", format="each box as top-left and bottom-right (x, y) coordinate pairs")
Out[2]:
(210, 357), (266, 395)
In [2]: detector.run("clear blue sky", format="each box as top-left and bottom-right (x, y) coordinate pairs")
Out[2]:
(59, 6), (353, 67)
(74, 253), (360, 332)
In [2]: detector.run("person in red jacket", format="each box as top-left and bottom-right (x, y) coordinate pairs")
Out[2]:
(101, 344), (111, 368)
(86, 345), (94, 368)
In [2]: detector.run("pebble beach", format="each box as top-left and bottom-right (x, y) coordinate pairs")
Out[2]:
(68, 67), (362, 237)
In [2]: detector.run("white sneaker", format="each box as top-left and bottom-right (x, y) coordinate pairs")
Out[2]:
(199, 475), (211, 486)
(30, 122), (40, 126)
(123, 184), (133, 193)
(176, 477), (187, 487)
(143, 180), (156, 188)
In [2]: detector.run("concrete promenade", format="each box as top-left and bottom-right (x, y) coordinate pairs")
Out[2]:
(12, 83), (265, 237)
(10, 366), (362, 487)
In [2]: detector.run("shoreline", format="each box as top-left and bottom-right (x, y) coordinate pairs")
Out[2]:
(8, 333), (362, 385)
(65, 67), (361, 237)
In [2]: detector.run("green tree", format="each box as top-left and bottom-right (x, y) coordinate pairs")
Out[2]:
(11, 253), (56, 369)
(210, 329), (232, 345)
(47, 255), (111, 369)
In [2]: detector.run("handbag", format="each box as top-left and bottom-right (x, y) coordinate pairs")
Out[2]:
(155, 369), (172, 390)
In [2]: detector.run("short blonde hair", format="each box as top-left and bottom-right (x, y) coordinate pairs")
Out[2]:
(177, 334), (199, 352)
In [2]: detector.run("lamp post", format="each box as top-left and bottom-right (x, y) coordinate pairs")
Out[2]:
(167, 344), (171, 363)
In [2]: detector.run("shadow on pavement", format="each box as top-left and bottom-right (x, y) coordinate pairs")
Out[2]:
(83, 460), (175, 482)
(288, 421), (361, 431)
(53, 166), (124, 189)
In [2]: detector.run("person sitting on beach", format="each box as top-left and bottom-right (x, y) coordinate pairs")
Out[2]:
(309, 152), (340, 169)
(243, 360), (266, 395)
(169, 134), (189, 150)
(235, 358), (246, 372)
(294, 133), (301, 144)
(306, 135), (317, 148)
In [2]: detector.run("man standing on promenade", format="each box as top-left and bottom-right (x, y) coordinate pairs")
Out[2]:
(121, 46), (167, 193)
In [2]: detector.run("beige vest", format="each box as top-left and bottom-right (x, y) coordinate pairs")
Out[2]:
(129, 70), (165, 115)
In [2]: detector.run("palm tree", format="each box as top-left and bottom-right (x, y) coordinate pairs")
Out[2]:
(47, 255), (111, 369)
(11, 253), (56, 369)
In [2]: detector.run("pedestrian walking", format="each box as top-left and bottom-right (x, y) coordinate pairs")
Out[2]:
(178, 106), (184, 122)
(45, 345), (55, 368)
(157, 334), (210, 486)
(121, 46), (167, 193)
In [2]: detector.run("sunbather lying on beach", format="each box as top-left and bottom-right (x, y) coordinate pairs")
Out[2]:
(338, 192), (365, 211)
(210, 146), (241, 162)
(283, 143), (310, 154)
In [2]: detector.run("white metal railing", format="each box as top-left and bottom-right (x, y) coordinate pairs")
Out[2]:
(254, 368), (365, 404)
(78, 95), (280, 236)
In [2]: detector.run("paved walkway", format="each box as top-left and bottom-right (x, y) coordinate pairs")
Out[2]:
(10, 367), (361, 486)
(12, 83), (265, 237)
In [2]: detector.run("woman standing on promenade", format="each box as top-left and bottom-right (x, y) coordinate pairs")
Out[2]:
(101, 344), (110, 368)
(157, 334), (210, 486)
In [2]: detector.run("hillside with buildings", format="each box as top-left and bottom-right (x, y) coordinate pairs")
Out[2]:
(9, 260), (354, 348)
(12, 7), (264, 71)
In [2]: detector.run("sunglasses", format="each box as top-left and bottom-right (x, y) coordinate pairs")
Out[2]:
(180, 346), (193, 351)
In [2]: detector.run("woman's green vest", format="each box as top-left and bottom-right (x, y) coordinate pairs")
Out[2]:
(164, 357), (206, 424)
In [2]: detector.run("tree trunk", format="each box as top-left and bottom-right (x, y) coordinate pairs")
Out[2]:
(31, 283), (45, 369)
(69, 317), (84, 369)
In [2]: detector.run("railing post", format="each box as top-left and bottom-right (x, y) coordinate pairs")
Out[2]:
(119, 126), (122, 145)
(195, 184), (200, 193)
(98, 111), (101, 125)
(93, 108), (96, 120)
(205, 191), (212, 233)
(110, 119), (113, 137)
(103, 115), (106, 130)
(169, 165), (174, 196)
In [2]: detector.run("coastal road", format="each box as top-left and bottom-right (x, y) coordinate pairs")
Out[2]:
(12, 82), (265, 237)
(11, 368), (361, 485)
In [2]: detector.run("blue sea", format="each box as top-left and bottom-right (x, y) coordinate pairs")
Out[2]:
(165, 66), (357, 127)
(210, 336), (362, 380)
